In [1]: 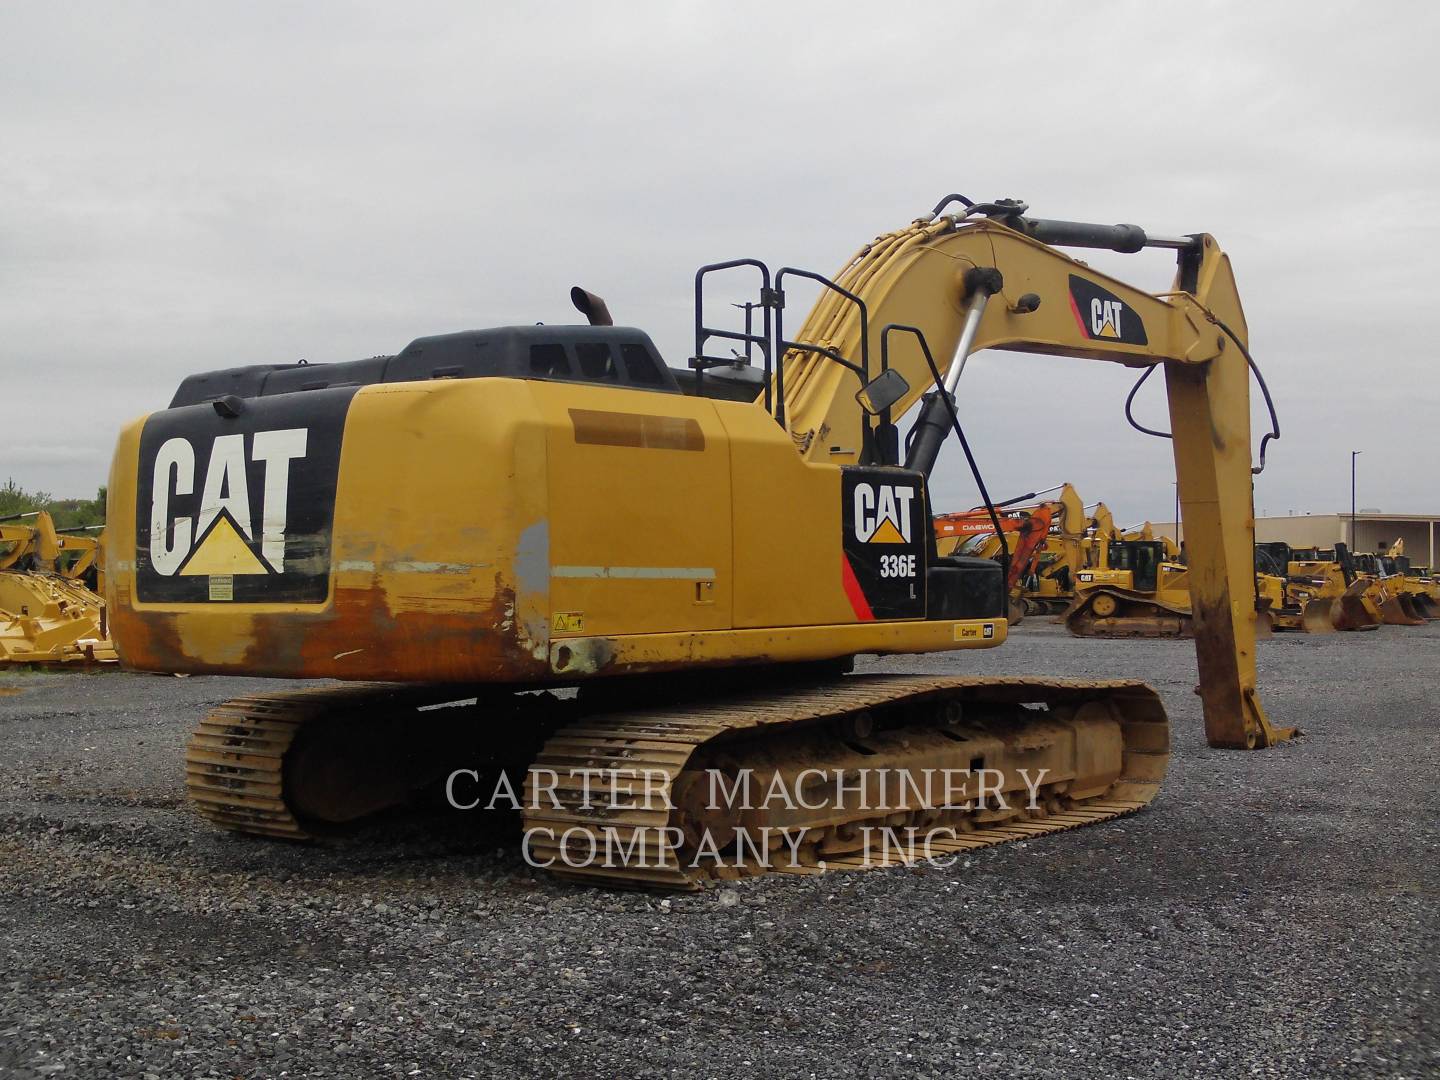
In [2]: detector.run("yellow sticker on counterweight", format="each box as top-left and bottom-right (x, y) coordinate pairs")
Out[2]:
(551, 612), (584, 633)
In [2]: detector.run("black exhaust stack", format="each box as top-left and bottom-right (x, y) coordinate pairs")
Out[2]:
(571, 287), (613, 326)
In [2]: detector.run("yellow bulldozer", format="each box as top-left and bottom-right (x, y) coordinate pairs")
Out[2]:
(106, 195), (1293, 888)
(1063, 537), (1196, 637)
(0, 511), (117, 665)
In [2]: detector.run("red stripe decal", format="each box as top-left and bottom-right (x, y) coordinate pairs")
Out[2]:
(1067, 289), (1090, 338)
(841, 554), (875, 621)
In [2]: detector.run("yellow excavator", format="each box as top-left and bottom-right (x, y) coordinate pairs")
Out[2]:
(105, 196), (1290, 889)
(1, 511), (117, 665)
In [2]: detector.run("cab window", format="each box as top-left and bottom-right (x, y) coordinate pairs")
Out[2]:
(577, 343), (617, 381)
(621, 343), (664, 385)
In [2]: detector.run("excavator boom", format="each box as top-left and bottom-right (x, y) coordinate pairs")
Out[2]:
(775, 202), (1286, 748)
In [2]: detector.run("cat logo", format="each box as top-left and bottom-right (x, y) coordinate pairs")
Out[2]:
(149, 429), (307, 579)
(1090, 298), (1125, 339)
(1067, 274), (1148, 346)
(954, 622), (997, 641)
(852, 482), (916, 544)
(135, 386), (351, 604)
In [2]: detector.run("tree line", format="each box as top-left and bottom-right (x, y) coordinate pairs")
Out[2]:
(0, 479), (107, 531)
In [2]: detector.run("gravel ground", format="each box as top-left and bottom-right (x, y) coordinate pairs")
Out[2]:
(0, 622), (1436, 1079)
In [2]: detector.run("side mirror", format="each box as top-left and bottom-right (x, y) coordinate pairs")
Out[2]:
(855, 369), (910, 416)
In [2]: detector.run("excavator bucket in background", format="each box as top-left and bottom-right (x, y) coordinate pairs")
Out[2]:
(1299, 599), (1337, 634)
(1382, 542), (1439, 621)
(1301, 596), (1342, 630)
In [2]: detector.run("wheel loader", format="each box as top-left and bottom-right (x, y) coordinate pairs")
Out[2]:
(1286, 544), (1383, 631)
(105, 196), (1291, 888)
(0, 511), (117, 665)
(1383, 541), (1439, 620)
(1352, 550), (1432, 625)
(1410, 564), (1440, 609)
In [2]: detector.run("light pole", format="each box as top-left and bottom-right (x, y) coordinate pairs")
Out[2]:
(1351, 450), (1362, 548)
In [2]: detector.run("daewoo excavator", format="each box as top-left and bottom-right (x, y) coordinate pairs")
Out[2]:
(0, 511), (116, 665)
(106, 196), (1291, 889)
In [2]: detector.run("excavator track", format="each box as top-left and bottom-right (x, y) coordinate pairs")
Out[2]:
(185, 683), (534, 840)
(186, 689), (336, 839)
(523, 674), (1168, 891)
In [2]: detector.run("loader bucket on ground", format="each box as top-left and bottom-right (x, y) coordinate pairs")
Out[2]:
(1332, 581), (1381, 632)
(1406, 593), (1440, 620)
(1379, 591), (1426, 626)
(1300, 599), (1337, 634)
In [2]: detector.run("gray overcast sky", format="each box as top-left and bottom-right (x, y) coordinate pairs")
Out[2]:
(3, 2), (1437, 525)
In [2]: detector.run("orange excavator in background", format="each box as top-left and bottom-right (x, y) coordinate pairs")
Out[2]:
(933, 483), (1086, 619)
